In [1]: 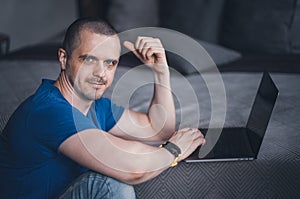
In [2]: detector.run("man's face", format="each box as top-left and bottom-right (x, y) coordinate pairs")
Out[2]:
(65, 30), (120, 101)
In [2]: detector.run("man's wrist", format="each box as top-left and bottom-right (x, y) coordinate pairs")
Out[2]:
(159, 141), (182, 167)
(152, 64), (169, 75)
(153, 66), (170, 85)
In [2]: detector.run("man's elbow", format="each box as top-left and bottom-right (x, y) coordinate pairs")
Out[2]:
(164, 115), (176, 133)
(166, 121), (176, 133)
(155, 127), (175, 142)
(121, 172), (147, 185)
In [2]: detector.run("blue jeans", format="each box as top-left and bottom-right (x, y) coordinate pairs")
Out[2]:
(58, 172), (136, 199)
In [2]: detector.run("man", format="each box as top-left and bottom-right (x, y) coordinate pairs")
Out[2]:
(0, 18), (205, 198)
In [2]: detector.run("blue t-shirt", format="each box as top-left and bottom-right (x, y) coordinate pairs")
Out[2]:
(0, 79), (124, 199)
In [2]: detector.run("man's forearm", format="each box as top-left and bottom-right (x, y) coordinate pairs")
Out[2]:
(148, 67), (176, 140)
(60, 128), (204, 185)
(60, 129), (175, 184)
(113, 37), (176, 142)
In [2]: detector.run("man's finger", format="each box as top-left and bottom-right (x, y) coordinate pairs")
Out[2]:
(123, 41), (135, 51)
(123, 41), (143, 61)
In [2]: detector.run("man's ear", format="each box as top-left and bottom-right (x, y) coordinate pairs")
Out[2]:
(58, 48), (67, 70)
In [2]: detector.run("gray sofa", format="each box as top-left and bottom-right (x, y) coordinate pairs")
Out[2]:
(1, 0), (300, 198)
(0, 60), (299, 198)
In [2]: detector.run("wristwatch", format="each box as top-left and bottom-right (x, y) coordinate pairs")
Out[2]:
(160, 141), (182, 167)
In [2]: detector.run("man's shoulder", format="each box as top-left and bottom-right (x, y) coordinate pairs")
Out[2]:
(32, 79), (64, 103)
(11, 79), (71, 122)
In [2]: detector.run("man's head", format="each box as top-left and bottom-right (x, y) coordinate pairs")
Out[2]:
(62, 18), (117, 58)
(58, 18), (121, 102)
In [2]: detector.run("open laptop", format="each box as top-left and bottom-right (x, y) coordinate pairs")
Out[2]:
(185, 72), (279, 162)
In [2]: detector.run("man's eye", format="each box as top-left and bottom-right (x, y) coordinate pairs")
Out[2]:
(104, 60), (118, 69)
(104, 60), (114, 65)
(84, 56), (96, 64)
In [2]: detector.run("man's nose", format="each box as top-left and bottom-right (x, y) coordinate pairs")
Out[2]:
(94, 63), (107, 77)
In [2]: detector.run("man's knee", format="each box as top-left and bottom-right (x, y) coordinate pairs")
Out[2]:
(59, 172), (135, 199)
(81, 172), (136, 199)
(106, 177), (136, 199)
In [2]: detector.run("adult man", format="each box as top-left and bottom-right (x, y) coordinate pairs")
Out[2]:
(0, 18), (205, 198)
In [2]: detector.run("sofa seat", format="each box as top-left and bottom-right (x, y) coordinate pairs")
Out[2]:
(0, 60), (299, 198)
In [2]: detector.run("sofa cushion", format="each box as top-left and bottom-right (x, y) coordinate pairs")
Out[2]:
(0, 60), (60, 115)
(117, 38), (241, 75)
(166, 40), (242, 75)
(106, 0), (159, 32)
(159, 0), (226, 44)
(220, 0), (297, 54)
(0, 114), (10, 133)
(290, 0), (300, 53)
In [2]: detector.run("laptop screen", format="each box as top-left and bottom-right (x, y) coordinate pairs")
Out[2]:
(186, 72), (279, 162)
(246, 72), (279, 156)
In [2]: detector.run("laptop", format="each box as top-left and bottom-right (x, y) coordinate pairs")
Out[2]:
(185, 72), (279, 162)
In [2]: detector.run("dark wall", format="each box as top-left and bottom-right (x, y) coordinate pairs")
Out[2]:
(0, 0), (77, 51)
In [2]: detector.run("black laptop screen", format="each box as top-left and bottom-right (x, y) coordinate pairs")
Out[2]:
(246, 72), (279, 155)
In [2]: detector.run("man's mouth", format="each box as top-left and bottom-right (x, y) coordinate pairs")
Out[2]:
(88, 77), (107, 85)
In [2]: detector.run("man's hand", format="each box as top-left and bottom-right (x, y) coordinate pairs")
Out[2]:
(168, 128), (205, 161)
(124, 36), (168, 73)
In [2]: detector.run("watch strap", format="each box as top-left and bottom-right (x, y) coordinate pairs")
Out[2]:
(160, 141), (182, 167)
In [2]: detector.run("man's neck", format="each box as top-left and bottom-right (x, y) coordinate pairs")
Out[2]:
(54, 72), (93, 115)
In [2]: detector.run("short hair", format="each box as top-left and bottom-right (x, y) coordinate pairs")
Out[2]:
(62, 17), (117, 57)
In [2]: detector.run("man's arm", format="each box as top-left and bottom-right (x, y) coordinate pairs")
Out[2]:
(59, 128), (204, 185)
(110, 37), (176, 142)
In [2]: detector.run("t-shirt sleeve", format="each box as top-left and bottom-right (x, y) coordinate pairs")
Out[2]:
(29, 104), (97, 153)
(95, 98), (124, 131)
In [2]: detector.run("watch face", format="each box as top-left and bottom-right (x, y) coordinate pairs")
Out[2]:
(170, 147), (178, 155)
(165, 142), (180, 157)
